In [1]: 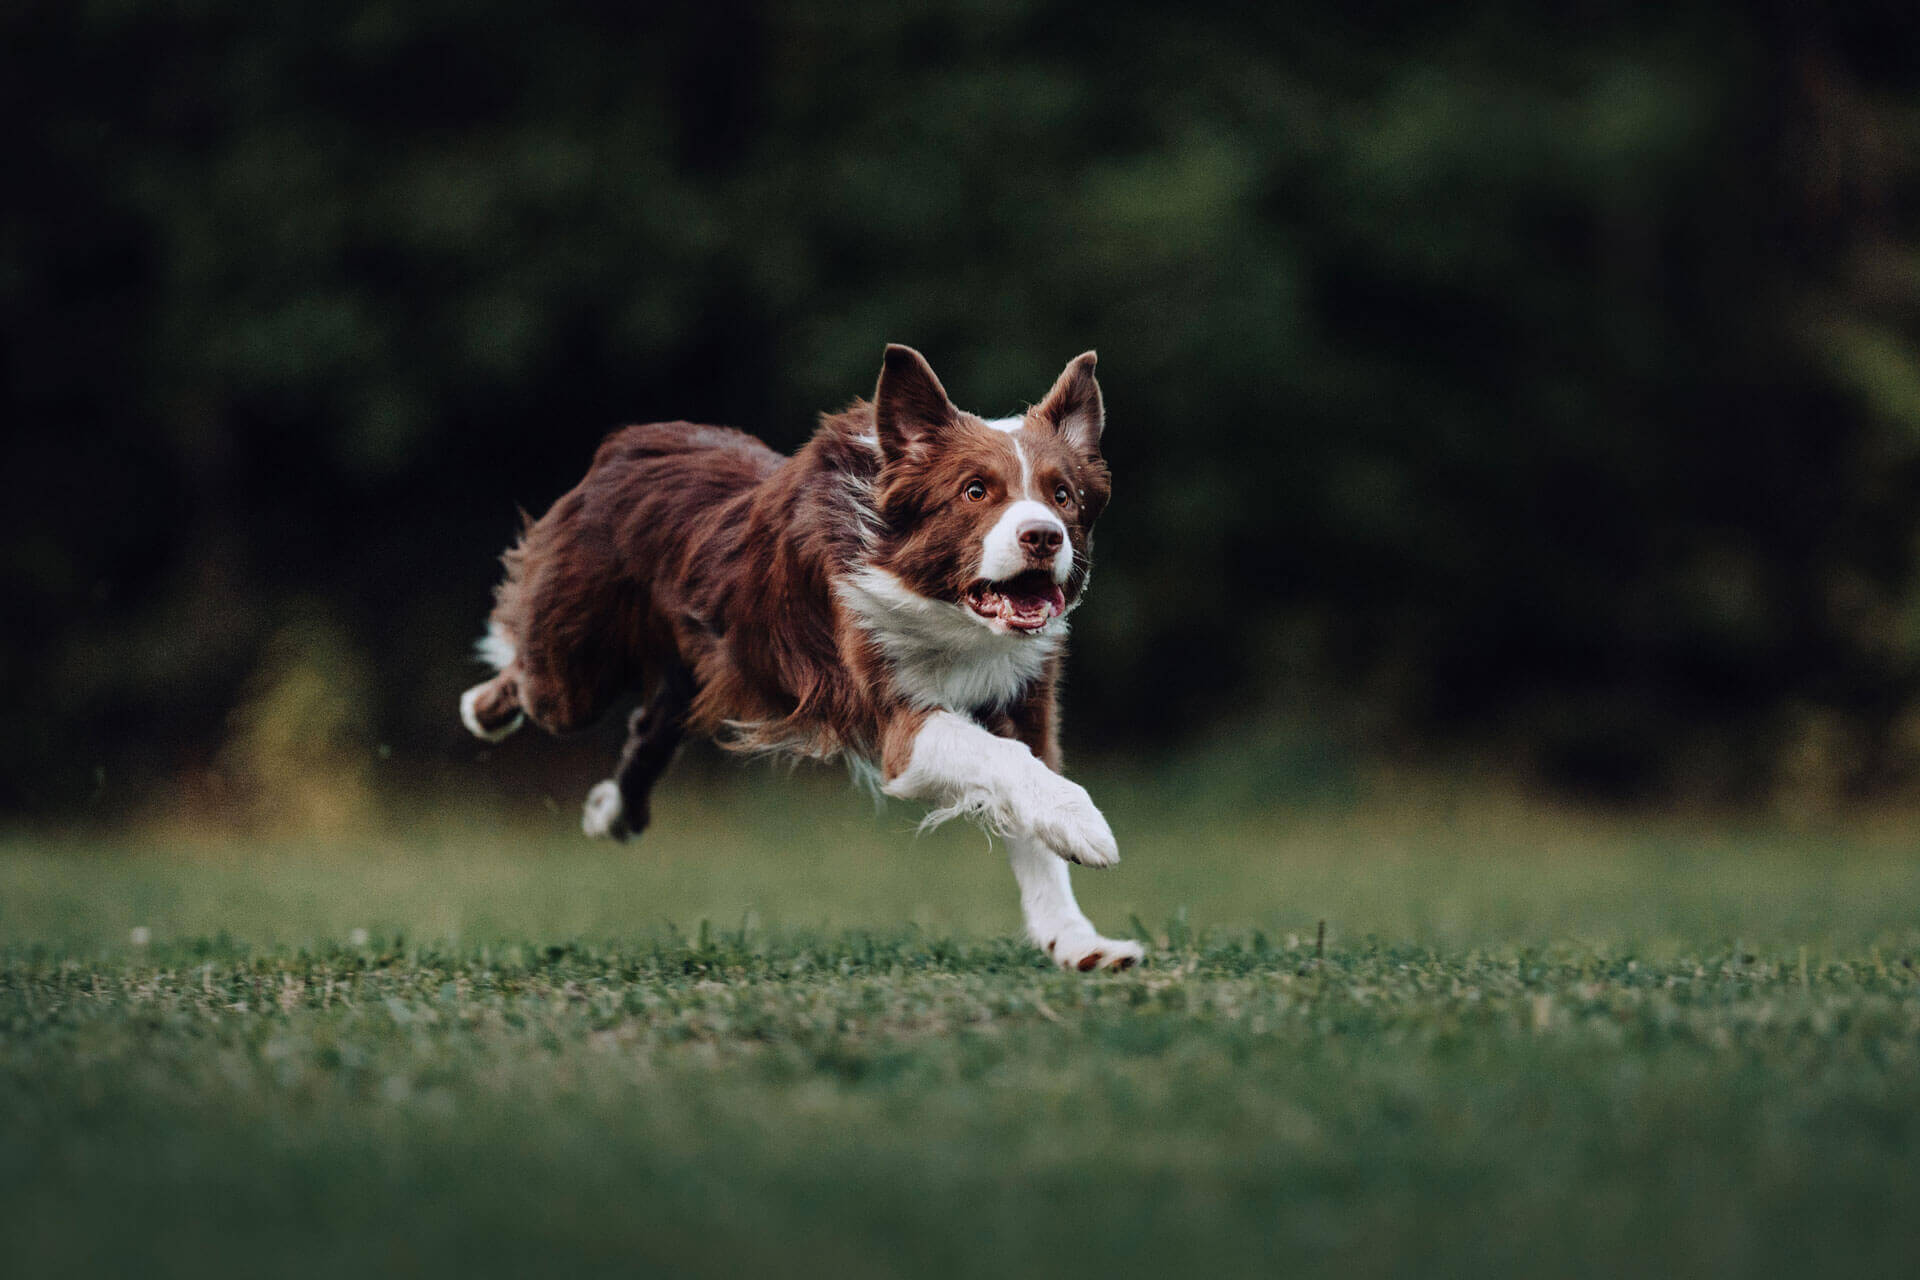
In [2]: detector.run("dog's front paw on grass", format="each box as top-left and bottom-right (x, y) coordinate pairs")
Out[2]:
(1044, 932), (1144, 972)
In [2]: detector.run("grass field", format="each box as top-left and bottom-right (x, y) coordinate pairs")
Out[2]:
(5, 768), (1919, 1277)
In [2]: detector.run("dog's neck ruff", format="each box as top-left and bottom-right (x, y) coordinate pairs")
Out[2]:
(836, 565), (1063, 713)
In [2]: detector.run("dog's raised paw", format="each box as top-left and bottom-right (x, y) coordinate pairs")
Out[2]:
(581, 780), (631, 841)
(1029, 779), (1119, 868)
(1046, 933), (1144, 973)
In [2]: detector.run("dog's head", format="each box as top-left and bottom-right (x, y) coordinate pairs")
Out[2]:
(867, 345), (1110, 636)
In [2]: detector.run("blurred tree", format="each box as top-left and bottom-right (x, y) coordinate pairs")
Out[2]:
(5, 0), (1919, 816)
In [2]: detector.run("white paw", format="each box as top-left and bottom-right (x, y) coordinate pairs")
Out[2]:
(581, 780), (628, 841)
(459, 684), (523, 743)
(1026, 777), (1119, 868)
(1043, 930), (1145, 972)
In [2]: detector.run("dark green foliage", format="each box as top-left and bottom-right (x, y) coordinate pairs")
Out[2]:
(7, 2), (1920, 810)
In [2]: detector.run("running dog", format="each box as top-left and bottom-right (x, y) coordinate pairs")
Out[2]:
(460, 346), (1142, 970)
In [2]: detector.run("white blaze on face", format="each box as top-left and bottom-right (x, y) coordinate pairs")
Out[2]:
(980, 499), (1069, 582)
(976, 422), (1071, 583)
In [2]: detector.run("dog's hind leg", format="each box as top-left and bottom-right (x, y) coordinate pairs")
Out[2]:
(459, 624), (527, 742)
(582, 664), (696, 842)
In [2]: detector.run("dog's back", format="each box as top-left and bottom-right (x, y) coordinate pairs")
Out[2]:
(462, 422), (777, 738)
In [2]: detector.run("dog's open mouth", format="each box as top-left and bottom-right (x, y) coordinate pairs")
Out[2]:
(966, 570), (1066, 632)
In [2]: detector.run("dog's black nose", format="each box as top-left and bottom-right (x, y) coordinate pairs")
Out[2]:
(1018, 520), (1064, 557)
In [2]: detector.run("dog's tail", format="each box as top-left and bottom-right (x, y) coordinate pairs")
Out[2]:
(474, 619), (517, 673)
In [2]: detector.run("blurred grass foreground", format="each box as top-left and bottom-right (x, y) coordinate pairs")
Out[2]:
(5, 778), (1919, 1277)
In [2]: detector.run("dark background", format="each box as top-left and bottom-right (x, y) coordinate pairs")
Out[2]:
(8, 0), (1920, 823)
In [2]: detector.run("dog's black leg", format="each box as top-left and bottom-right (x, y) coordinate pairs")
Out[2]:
(581, 665), (695, 841)
(612, 664), (696, 834)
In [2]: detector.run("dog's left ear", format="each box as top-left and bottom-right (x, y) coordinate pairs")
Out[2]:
(1036, 351), (1103, 455)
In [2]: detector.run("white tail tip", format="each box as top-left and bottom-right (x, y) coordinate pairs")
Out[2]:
(474, 622), (518, 673)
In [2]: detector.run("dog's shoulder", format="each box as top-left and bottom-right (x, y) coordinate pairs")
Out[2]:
(798, 401), (884, 477)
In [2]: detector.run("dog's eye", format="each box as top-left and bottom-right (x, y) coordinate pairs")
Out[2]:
(1053, 484), (1074, 507)
(962, 480), (987, 502)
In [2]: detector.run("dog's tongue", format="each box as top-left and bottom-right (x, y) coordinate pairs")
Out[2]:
(1001, 581), (1066, 629)
(969, 575), (1067, 631)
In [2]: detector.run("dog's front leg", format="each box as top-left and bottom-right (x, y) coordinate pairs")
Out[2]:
(880, 710), (1140, 970)
(1006, 833), (1142, 971)
(880, 710), (1118, 868)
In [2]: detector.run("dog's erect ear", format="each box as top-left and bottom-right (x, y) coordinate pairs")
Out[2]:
(1036, 351), (1103, 455)
(874, 344), (956, 462)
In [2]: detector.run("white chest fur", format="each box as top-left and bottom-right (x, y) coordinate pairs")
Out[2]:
(835, 566), (1061, 712)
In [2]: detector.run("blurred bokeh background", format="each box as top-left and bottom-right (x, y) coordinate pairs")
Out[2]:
(8, 0), (1920, 827)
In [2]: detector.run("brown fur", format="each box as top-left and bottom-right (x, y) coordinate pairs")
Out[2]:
(464, 345), (1108, 834)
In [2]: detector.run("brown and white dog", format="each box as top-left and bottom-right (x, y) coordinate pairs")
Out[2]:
(459, 345), (1142, 971)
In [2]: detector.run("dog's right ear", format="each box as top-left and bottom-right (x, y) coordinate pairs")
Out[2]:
(874, 344), (956, 463)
